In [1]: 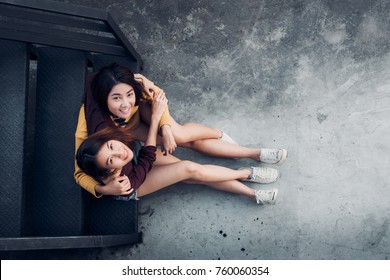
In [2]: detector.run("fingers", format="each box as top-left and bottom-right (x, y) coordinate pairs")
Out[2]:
(124, 188), (134, 195)
(157, 90), (165, 97)
(154, 91), (168, 103)
(117, 175), (128, 183)
(162, 145), (176, 155)
(133, 74), (142, 82)
(167, 145), (175, 154)
(161, 132), (177, 156)
(152, 92), (168, 118)
(116, 175), (132, 193)
(103, 175), (135, 195)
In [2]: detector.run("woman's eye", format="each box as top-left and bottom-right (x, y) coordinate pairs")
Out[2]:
(128, 92), (134, 97)
(109, 157), (113, 164)
(109, 143), (113, 150)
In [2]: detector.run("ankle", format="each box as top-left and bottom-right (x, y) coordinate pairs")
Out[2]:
(250, 149), (261, 161)
(250, 190), (257, 201)
(243, 169), (251, 180)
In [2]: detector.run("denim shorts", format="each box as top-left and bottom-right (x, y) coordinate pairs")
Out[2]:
(112, 140), (142, 201)
(113, 191), (138, 201)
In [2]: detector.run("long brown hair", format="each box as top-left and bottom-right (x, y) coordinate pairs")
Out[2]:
(76, 127), (134, 181)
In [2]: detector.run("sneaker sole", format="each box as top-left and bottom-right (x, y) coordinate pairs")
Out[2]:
(270, 188), (278, 204)
(276, 149), (288, 166)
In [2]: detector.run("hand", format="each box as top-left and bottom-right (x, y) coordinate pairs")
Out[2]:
(98, 175), (133, 196)
(151, 91), (168, 121)
(134, 73), (155, 99)
(160, 125), (177, 155)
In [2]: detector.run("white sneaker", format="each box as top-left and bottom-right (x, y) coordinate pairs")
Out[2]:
(240, 167), (279, 184)
(255, 188), (278, 205)
(220, 131), (238, 145)
(259, 148), (288, 166)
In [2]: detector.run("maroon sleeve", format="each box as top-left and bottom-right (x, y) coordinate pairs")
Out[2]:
(121, 146), (156, 191)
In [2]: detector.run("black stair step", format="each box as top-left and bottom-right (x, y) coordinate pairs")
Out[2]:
(83, 195), (138, 235)
(0, 39), (29, 237)
(90, 53), (139, 72)
(30, 46), (86, 236)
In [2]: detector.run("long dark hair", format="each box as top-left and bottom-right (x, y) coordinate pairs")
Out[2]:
(91, 62), (143, 114)
(76, 127), (134, 181)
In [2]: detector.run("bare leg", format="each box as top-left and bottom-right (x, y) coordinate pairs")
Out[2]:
(137, 150), (255, 201)
(183, 138), (260, 160)
(154, 149), (253, 197)
(199, 180), (255, 200)
(171, 121), (221, 142)
(138, 102), (261, 160)
(139, 102), (221, 141)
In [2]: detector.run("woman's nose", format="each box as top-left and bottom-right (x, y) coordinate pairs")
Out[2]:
(120, 100), (128, 107)
(115, 149), (125, 158)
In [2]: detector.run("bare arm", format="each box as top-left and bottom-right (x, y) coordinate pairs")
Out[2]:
(144, 90), (168, 147)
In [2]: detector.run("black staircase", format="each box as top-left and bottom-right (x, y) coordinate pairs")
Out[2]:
(0, 0), (143, 251)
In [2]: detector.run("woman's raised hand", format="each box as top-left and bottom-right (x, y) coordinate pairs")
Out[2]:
(160, 125), (177, 155)
(144, 90), (168, 147)
(134, 73), (155, 99)
(151, 90), (168, 121)
(98, 175), (134, 196)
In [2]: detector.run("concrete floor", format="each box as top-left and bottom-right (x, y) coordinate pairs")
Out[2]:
(55, 0), (390, 259)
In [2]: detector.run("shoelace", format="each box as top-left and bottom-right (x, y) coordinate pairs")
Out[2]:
(251, 168), (271, 180)
(255, 190), (274, 203)
(261, 149), (281, 163)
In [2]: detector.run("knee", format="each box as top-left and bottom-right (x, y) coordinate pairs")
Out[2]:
(179, 140), (197, 149)
(173, 133), (191, 145)
(182, 160), (202, 178)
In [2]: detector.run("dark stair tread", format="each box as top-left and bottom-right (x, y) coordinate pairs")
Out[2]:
(91, 53), (139, 72)
(83, 194), (138, 235)
(0, 42), (141, 248)
(0, 39), (29, 237)
(30, 46), (85, 236)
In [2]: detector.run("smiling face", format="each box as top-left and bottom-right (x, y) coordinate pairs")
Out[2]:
(96, 140), (134, 171)
(107, 83), (136, 119)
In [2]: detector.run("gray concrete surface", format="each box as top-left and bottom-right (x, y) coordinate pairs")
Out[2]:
(63, 0), (389, 259)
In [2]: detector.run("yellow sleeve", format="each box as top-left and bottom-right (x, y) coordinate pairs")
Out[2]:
(74, 105), (103, 198)
(160, 106), (171, 128)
